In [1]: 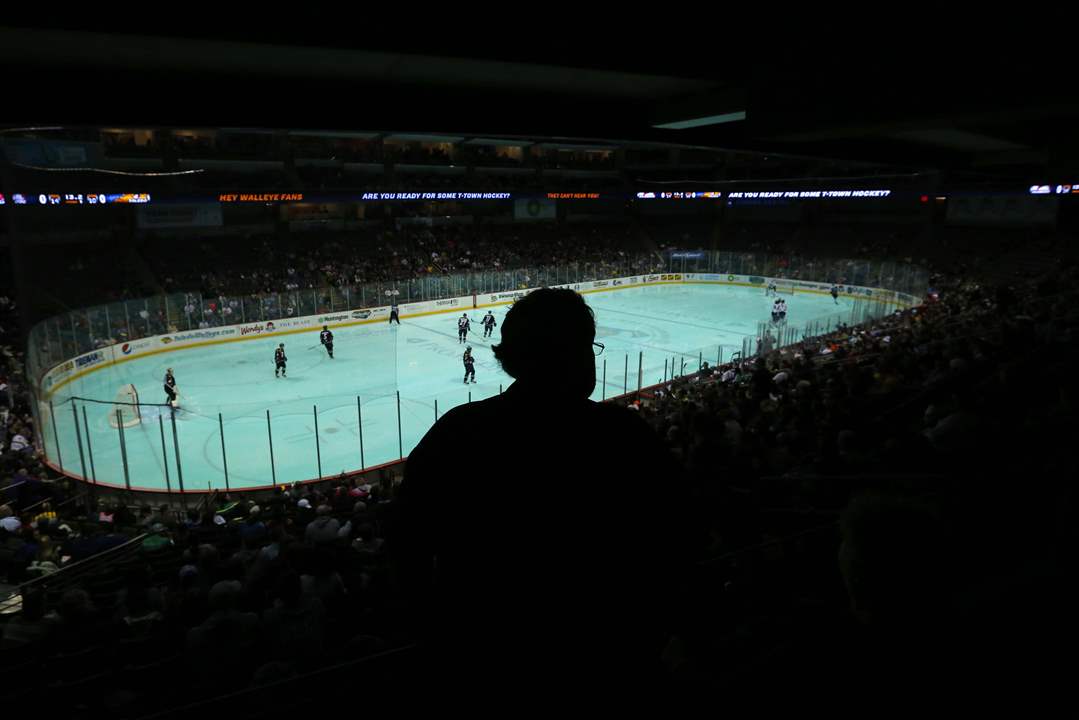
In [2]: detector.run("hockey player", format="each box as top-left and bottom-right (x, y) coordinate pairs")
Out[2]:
(320, 325), (334, 359)
(766, 281), (777, 297)
(777, 298), (788, 322)
(482, 310), (497, 338)
(163, 368), (178, 406)
(771, 299), (781, 324)
(831, 284), (840, 304)
(275, 343), (287, 378)
(389, 298), (400, 325)
(463, 345), (476, 384)
(457, 314), (472, 344)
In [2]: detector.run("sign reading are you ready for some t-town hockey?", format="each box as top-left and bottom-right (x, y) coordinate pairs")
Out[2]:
(359, 192), (512, 201)
(727, 189), (892, 200)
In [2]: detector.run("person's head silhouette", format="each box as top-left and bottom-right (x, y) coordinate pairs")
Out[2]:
(493, 288), (596, 398)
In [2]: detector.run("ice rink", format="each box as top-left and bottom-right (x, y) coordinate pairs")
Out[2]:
(43, 283), (856, 491)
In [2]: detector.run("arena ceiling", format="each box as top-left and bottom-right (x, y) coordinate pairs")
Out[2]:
(1, 21), (1074, 185)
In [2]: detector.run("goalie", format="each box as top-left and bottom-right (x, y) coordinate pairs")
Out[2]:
(163, 368), (179, 407)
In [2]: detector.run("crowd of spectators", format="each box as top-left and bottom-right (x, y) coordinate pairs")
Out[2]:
(386, 143), (453, 165)
(151, 222), (655, 299)
(36, 223), (661, 354)
(468, 145), (526, 167)
(543, 151), (617, 171)
(0, 289), (57, 516)
(2, 234), (1077, 707)
(1, 277), (84, 673)
(0, 476), (399, 713)
(289, 136), (384, 164)
(101, 133), (162, 159)
(619, 262), (1078, 695)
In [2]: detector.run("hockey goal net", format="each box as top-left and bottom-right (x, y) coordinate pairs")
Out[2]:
(768, 280), (796, 295)
(107, 384), (142, 429)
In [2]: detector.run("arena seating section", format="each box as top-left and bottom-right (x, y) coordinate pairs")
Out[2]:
(2, 222), (1077, 713)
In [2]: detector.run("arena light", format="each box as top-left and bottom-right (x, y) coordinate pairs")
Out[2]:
(652, 111), (746, 130)
(10, 162), (204, 177)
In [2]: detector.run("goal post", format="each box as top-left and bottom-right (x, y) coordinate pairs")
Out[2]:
(767, 279), (796, 295)
(107, 384), (142, 429)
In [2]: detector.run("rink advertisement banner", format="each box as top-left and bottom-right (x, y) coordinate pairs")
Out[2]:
(43, 345), (111, 390)
(682, 274), (911, 304)
(119, 339), (155, 356)
(686, 273), (734, 282)
(786, 279), (910, 300)
(74, 351), (105, 369)
(236, 323), (278, 337)
(399, 297), (469, 317)
(163, 328), (238, 344)
(271, 317), (319, 330)
(43, 360), (75, 390)
(42, 297), (435, 394)
(895, 292), (920, 306)
(792, 280), (840, 293)
(39, 272), (925, 398)
(486, 290), (529, 304)
(870, 288), (899, 302)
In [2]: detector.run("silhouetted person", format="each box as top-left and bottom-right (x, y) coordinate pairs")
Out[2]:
(834, 492), (960, 700)
(394, 288), (697, 699)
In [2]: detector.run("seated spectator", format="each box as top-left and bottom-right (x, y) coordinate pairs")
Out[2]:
(839, 492), (948, 629)
(2, 587), (54, 647)
(300, 548), (347, 612)
(304, 504), (339, 545)
(295, 497), (315, 526)
(7, 429), (30, 453)
(0, 504), (20, 533)
(349, 523), (384, 555)
(185, 580), (260, 688)
(262, 570), (325, 669)
(114, 562), (165, 635)
(47, 588), (103, 651)
(140, 522), (172, 553)
(238, 506), (267, 546)
(33, 501), (57, 528)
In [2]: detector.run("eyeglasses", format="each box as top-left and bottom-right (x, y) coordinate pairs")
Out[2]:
(593, 342), (605, 356)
